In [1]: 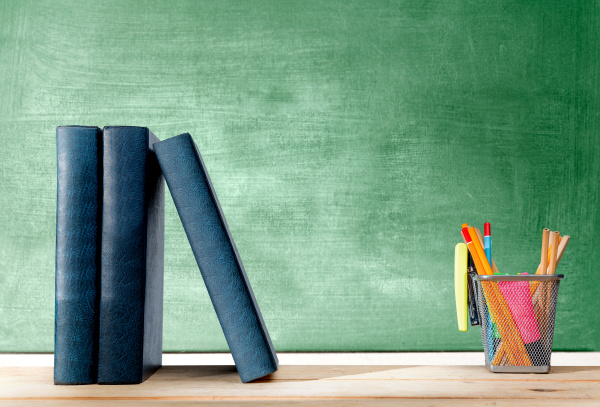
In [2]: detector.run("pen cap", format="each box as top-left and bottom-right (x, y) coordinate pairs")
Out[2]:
(461, 228), (472, 243)
(484, 222), (490, 236)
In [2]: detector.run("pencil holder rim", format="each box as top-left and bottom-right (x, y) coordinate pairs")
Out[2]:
(474, 274), (564, 282)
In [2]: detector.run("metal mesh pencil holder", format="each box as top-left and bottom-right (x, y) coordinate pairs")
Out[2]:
(470, 274), (564, 373)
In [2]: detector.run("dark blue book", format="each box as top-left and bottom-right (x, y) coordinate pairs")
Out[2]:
(55, 126), (102, 385)
(98, 126), (165, 384)
(154, 133), (278, 383)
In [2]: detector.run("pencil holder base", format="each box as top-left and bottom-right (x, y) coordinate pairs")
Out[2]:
(489, 365), (550, 374)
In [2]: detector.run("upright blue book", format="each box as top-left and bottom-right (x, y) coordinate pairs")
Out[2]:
(154, 133), (278, 383)
(55, 126), (102, 385)
(98, 126), (165, 384)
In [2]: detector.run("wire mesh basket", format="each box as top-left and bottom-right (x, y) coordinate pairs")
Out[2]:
(470, 273), (564, 373)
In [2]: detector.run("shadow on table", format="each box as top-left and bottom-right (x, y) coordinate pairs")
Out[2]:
(255, 365), (409, 383)
(153, 365), (406, 383)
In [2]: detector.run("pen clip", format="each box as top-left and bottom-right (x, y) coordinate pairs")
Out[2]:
(467, 269), (480, 326)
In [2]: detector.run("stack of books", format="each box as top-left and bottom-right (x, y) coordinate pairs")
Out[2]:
(54, 126), (278, 385)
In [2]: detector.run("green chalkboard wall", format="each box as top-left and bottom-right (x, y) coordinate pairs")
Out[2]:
(1, 0), (598, 352)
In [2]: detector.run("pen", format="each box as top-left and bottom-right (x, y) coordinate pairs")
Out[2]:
(484, 222), (492, 265)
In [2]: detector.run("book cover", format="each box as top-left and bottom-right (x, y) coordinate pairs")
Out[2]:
(98, 126), (165, 384)
(154, 133), (278, 383)
(55, 125), (102, 385)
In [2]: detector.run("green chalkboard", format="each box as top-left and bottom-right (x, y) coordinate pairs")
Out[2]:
(0, 0), (598, 352)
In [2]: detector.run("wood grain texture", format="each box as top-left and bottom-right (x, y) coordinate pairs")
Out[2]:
(0, 0), (599, 351)
(1, 365), (600, 406)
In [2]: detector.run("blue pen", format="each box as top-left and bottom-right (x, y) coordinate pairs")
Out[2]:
(484, 222), (492, 265)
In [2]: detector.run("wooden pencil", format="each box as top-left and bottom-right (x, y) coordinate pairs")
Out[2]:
(535, 236), (560, 275)
(548, 231), (560, 275)
(554, 235), (570, 272)
(539, 231), (560, 345)
(531, 235), (562, 297)
(540, 228), (550, 275)
(533, 228), (551, 320)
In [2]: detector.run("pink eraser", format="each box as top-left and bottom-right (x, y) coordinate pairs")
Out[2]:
(498, 281), (540, 344)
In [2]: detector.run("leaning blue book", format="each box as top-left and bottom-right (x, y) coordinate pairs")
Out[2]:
(55, 126), (102, 385)
(154, 133), (278, 383)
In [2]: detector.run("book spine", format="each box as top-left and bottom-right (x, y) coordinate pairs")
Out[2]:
(55, 126), (102, 385)
(154, 134), (278, 383)
(98, 127), (164, 384)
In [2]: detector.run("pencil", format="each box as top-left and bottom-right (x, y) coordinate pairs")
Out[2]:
(535, 236), (561, 275)
(539, 231), (560, 348)
(554, 235), (570, 272)
(536, 229), (550, 335)
(548, 231), (560, 275)
(540, 228), (550, 275)
(531, 235), (561, 298)
(534, 227), (551, 323)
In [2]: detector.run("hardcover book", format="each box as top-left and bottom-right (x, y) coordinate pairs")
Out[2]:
(154, 133), (278, 383)
(55, 125), (102, 385)
(98, 126), (165, 384)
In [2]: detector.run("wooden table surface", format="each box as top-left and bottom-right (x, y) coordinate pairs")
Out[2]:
(1, 365), (599, 406)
